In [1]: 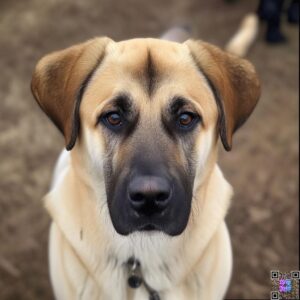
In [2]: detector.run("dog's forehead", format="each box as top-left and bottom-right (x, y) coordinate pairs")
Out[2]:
(99, 38), (196, 82)
(109, 38), (189, 63)
(82, 38), (217, 125)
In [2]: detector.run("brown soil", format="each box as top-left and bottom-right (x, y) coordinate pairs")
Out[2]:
(0, 0), (298, 299)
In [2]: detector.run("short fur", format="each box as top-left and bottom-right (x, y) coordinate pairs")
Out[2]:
(31, 21), (260, 300)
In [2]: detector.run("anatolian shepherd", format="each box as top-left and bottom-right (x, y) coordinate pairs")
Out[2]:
(31, 15), (260, 300)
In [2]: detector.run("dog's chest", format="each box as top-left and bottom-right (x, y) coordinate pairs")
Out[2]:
(80, 269), (199, 300)
(77, 247), (196, 300)
(79, 262), (164, 300)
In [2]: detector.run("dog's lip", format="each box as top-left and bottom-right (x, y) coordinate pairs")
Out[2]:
(137, 223), (160, 231)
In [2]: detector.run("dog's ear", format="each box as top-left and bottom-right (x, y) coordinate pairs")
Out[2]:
(31, 37), (111, 150)
(186, 40), (261, 151)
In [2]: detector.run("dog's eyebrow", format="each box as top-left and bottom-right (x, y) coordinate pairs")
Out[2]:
(169, 97), (189, 114)
(112, 93), (133, 112)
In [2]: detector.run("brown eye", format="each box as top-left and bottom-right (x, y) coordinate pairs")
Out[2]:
(178, 113), (194, 127)
(106, 112), (122, 126)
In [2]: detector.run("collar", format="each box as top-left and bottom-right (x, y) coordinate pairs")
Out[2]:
(127, 257), (161, 300)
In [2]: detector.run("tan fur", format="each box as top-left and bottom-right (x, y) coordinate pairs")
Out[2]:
(31, 35), (260, 300)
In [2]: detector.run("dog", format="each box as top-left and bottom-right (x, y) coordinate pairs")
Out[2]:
(31, 15), (260, 300)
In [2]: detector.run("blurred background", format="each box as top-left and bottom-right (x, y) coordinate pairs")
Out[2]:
(0, 0), (298, 299)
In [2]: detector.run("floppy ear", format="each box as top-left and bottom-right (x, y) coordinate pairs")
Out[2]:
(186, 40), (261, 151)
(31, 37), (111, 150)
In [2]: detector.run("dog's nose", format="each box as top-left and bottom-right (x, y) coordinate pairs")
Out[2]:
(128, 176), (171, 215)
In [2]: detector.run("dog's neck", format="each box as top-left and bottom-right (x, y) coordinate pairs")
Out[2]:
(45, 157), (232, 295)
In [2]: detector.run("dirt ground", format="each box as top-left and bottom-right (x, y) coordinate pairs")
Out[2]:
(0, 0), (298, 299)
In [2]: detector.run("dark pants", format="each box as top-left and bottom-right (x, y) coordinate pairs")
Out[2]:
(257, 0), (299, 43)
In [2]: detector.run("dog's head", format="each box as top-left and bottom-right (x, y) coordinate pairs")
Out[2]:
(31, 37), (260, 236)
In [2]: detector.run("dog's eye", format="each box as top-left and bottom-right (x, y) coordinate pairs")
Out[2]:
(178, 112), (195, 128)
(105, 112), (123, 127)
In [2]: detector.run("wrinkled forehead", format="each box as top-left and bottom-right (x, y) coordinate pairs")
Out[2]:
(82, 38), (217, 122)
(106, 38), (192, 78)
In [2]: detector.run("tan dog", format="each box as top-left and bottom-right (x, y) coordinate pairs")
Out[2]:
(31, 15), (260, 300)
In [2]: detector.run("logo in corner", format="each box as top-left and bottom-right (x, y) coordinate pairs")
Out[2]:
(271, 270), (300, 300)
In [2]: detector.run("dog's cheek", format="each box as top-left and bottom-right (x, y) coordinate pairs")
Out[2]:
(179, 138), (197, 180)
(78, 124), (109, 196)
(101, 134), (124, 201)
(192, 127), (217, 192)
(176, 130), (202, 186)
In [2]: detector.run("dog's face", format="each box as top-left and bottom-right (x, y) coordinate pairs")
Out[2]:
(31, 37), (260, 236)
(79, 40), (220, 235)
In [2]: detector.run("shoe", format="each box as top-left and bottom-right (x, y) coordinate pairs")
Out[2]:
(266, 26), (287, 43)
(288, 1), (299, 24)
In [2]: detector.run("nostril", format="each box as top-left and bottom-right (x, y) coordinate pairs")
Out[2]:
(131, 192), (145, 202)
(156, 192), (170, 202)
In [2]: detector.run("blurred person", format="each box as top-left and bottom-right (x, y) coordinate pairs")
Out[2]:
(257, 0), (299, 43)
(226, 0), (299, 43)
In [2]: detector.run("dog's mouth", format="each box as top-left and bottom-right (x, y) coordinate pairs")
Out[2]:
(138, 224), (158, 231)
